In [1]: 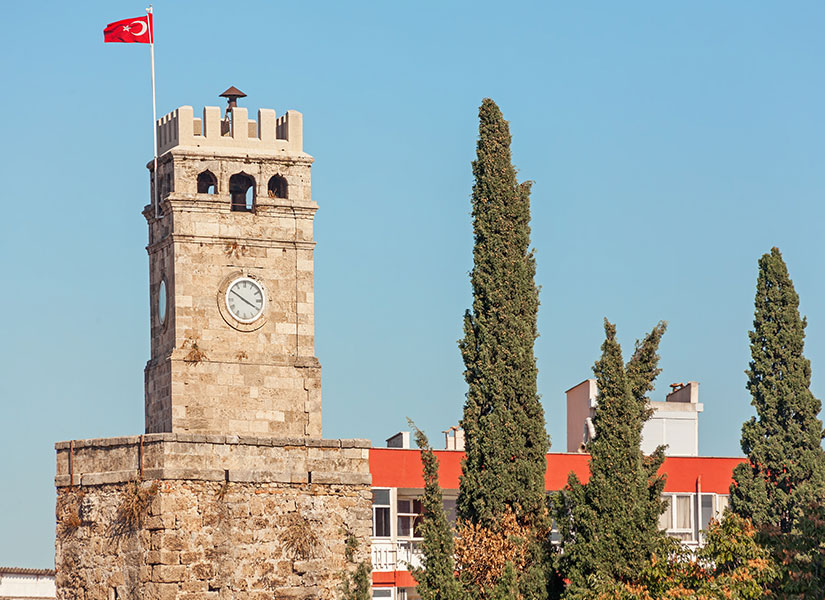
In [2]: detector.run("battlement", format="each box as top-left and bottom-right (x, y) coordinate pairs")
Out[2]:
(156, 105), (303, 156)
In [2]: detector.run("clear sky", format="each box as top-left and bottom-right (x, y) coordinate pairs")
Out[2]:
(1, 1), (824, 568)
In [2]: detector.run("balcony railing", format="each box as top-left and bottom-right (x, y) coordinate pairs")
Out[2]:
(371, 540), (423, 572)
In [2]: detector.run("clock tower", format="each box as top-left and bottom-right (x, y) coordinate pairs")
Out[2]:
(144, 88), (321, 437)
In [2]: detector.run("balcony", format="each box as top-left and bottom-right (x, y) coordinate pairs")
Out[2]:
(371, 540), (423, 572)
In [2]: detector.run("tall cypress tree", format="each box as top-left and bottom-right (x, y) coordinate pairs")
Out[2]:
(409, 422), (462, 600)
(557, 320), (668, 593)
(457, 98), (549, 599)
(731, 247), (825, 533)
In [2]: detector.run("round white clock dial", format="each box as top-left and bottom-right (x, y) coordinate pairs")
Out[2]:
(226, 277), (265, 323)
(158, 279), (167, 324)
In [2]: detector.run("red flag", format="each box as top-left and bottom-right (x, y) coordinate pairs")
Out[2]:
(104, 15), (153, 44)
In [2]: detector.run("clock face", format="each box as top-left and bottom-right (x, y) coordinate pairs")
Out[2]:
(158, 279), (168, 324)
(225, 277), (265, 323)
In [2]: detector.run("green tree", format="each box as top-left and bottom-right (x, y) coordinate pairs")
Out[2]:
(565, 514), (777, 600)
(457, 98), (550, 600)
(557, 320), (668, 594)
(731, 247), (825, 533)
(340, 562), (371, 600)
(771, 500), (825, 597)
(409, 421), (462, 600)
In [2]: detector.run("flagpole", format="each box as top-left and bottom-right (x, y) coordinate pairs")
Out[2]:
(147, 5), (159, 219)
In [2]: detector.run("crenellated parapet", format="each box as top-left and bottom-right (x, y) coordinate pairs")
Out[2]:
(156, 105), (304, 156)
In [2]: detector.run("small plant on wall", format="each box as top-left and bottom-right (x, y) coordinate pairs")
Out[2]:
(182, 336), (207, 364)
(116, 480), (159, 532)
(58, 487), (86, 537)
(282, 512), (319, 560)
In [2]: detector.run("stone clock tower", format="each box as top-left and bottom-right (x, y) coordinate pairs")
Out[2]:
(144, 88), (321, 437)
(54, 91), (371, 600)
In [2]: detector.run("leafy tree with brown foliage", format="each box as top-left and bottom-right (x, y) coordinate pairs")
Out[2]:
(454, 509), (530, 596)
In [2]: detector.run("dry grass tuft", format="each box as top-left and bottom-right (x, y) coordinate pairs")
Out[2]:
(116, 480), (159, 531)
(58, 488), (86, 537)
(215, 480), (230, 500)
(282, 513), (319, 560)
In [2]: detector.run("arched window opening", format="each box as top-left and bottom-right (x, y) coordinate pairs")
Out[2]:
(229, 173), (255, 212)
(267, 175), (288, 199)
(197, 170), (217, 194)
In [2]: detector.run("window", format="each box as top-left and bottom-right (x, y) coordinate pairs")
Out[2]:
(372, 589), (392, 600)
(660, 493), (694, 542)
(229, 173), (255, 212)
(658, 496), (672, 531)
(443, 498), (457, 526)
(373, 489), (391, 537)
(397, 498), (423, 539)
(267, 175), (288, 199)
(674, 495), (691, 530)
(700, 494), (714, 533)
(197, 170), (217, 194)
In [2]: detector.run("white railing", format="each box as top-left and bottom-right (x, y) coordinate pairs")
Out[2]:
(371, 540), (424, 572)
(371, 540), (396, 572)
(396, 540), (423, 571)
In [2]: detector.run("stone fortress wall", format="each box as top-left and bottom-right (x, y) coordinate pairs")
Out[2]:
(55, 435), (371, 600)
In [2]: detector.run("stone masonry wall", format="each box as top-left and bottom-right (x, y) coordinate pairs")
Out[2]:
(144, 151), (320, 437)
(55, 435), (371, 600)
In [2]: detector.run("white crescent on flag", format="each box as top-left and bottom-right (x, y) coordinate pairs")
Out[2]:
(130, 20), (148, 36)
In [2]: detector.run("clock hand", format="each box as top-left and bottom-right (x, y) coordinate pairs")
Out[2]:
(230, 289), (259, 310)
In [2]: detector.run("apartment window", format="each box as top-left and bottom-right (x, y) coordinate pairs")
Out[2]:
(397, 498), (423, 539)
(373, 489), (391, 537)
(700, 494), (715, 532)
(659, 496), (672, 531)
(698, 494), (731, 541)
(373, 588), (392, 600)
(660, 494), (694, 542)
(443, 498), (457, 526)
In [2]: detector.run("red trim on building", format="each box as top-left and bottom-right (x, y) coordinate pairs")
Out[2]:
(369, 449), (744, 495)
(372, 571), (418, 587)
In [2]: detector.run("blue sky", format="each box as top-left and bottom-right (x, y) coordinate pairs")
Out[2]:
(1, 1), (824, 567)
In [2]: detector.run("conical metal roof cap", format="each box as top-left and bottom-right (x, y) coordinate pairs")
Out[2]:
(219, 86), (247, 99)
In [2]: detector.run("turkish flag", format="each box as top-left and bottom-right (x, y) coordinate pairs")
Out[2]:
(104, 15), (153, 44)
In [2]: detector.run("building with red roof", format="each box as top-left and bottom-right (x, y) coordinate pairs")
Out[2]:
(367, 380), (744, 600)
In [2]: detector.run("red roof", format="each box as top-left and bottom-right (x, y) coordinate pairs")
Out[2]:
(369, 449), (744, 495)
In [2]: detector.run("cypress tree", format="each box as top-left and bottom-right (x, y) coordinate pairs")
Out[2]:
(409, 422), (462, 600)
(731, 247), (825, 533)
(557, 320), (668, 593)
(457, 98), (550, 600)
